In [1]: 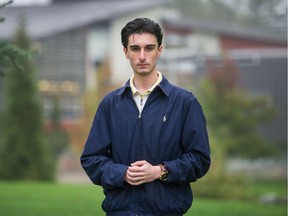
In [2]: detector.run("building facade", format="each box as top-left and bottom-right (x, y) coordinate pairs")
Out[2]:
(0, 0), (286, 144)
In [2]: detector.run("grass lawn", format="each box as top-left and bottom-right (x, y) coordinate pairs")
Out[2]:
(0, 180), (286, 216)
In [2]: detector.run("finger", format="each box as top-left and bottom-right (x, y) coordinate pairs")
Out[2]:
(130, 160), (147, 167)
(127, 169), (144, 178)
(128, 166), (143, 172)
(126, 174), (144, 185)
(127, 178), (145, 186)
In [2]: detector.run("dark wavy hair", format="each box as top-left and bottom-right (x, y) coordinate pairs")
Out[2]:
(121, 18), (163, 49)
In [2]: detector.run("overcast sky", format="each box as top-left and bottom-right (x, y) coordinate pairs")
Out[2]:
(2, 0), (51, 6)
(4, 0), (287, 15)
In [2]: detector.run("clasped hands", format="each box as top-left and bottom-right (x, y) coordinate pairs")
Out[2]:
(124, 160), (161, 186)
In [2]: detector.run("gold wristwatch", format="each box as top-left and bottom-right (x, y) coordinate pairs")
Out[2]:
(159, 164), (168, 181)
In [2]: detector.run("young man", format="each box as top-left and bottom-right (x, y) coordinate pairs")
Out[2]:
(81, 18), (210, 216)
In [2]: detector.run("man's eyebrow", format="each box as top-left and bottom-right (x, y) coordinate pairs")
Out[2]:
(129, 44), (156, 48)
(129, 45), (140, 48)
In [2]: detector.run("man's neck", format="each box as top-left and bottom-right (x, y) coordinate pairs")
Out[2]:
(133, 71), (159, 94)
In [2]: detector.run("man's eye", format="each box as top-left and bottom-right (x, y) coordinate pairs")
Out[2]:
(131, 47), (140, 52)
(146, 46), (154, 51)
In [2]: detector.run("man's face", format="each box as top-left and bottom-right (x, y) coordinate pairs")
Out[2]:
(123, 33), (163, 76)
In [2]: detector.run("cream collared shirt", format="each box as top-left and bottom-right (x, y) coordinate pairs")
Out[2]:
(130, 72), (163, 113)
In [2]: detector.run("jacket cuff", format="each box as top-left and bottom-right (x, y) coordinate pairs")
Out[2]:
(114, 164), (129, 187)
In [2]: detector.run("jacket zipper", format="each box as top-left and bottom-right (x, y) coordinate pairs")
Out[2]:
(138, 95), (145, 119)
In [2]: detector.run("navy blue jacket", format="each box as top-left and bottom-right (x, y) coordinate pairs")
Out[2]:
(81, 76), (210, 216)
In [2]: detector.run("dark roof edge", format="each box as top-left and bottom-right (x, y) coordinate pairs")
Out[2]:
(162, 17), (287, 45)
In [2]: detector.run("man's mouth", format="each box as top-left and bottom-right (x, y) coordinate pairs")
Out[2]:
(138, 63), (148, 67)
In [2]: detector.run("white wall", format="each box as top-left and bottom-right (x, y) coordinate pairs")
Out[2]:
(187, 31), (221, 56)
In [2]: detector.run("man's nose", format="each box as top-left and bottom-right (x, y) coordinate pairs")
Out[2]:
(139, 49), (146, 61)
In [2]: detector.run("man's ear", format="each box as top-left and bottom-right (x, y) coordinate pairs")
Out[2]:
(158, 45), (163, 57)
(123, 47), (129, 59)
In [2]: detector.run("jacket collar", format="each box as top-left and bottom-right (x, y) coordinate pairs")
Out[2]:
(117, 75), (172, 96)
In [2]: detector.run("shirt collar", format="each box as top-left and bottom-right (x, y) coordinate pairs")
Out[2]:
(130, 72), (163, 95)
(118, 73), (172, 96)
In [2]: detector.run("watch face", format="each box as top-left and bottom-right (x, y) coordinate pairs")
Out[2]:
(160, 171), (168, 181)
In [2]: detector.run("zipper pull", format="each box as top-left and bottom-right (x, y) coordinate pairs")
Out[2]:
(138, 112), (142, 119)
